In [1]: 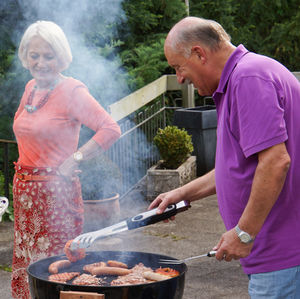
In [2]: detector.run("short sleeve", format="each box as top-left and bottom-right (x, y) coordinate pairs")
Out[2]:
(231, 76), (288, 157)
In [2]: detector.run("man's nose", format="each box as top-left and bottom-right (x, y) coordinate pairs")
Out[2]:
(176, 71), (185, 84)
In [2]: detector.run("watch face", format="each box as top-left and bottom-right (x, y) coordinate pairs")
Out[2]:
(74, 151), (83, 162)
(240, 232), (251, 243)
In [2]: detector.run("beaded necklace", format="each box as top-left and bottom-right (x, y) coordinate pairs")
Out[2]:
(24, 80), (58, 113)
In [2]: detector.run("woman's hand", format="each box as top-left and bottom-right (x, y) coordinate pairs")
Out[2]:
(58, 141), (103, 179)
(58, 155), (79, 178)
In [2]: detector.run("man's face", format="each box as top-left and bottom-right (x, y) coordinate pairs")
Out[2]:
(165, 45), (216, 96)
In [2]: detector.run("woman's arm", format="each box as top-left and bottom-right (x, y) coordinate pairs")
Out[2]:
(58, 85), (121, 177)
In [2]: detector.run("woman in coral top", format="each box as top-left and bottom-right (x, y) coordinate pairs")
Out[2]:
(12, 20), (121, 298)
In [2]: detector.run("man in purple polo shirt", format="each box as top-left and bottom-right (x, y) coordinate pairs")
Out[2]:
(149, 16), (300, 298)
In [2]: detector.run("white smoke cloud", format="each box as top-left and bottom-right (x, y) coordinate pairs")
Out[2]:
(15, 0), (130, 107)
(2, 0), (154, 219)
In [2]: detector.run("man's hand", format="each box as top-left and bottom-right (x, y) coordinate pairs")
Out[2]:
(149, 169), (216, 220)
(214, 228), (253, 262)
(148, 188), (184, 216)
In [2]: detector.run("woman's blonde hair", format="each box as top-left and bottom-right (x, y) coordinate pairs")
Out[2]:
(18, 20), (72, 72)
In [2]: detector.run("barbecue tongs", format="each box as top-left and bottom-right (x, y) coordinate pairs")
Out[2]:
(70, 200), (190, 250)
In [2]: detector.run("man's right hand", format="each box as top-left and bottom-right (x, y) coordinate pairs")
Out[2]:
(149, 170), (216, 217)
(148, 187), (184, 214)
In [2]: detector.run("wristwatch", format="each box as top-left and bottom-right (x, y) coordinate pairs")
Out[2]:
(73, 151), (83, 163)
(235, 225), (254, 244)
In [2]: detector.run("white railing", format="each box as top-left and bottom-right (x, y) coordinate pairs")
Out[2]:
(106, 75), (195, 196)
(108, 75), (195, 122)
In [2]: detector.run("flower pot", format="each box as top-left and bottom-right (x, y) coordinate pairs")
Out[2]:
(83, 193), (120, 232)
(146, 156), (196, 201)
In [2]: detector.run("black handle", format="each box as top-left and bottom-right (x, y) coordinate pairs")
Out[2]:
(126, 204), (177, 230)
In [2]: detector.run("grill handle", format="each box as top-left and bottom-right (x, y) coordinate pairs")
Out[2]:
(60, 290), (105, 298)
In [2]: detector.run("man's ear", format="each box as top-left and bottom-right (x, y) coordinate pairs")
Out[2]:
(191, 46), (207, 63)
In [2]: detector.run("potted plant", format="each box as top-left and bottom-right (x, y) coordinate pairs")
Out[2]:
(79, 154), (122, 231)
(146, 125), (196, 201)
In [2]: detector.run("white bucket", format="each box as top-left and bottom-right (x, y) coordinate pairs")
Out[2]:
(0, 197), (9, 222)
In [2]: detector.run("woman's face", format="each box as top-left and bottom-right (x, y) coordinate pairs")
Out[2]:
(26, 36), (60, 88)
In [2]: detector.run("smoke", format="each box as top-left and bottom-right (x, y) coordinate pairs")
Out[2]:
(13, 0), (134, 146)
(11, 0), (130, 107)
(1, 0), (155, 226)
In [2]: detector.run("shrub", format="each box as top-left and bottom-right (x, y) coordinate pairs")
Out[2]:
(154, 125), (194, 169)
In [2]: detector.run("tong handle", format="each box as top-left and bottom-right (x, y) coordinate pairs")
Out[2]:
(127, 200), (189, 230)
(183, 250), (217, 262)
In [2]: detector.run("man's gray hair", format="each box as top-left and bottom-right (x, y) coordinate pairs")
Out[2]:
(170, 17), (231, 57)
(18, 20), (72, 72)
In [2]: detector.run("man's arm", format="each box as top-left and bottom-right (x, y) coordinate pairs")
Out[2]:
(215, 142), (291, 261)
(238, 142), (290, 237)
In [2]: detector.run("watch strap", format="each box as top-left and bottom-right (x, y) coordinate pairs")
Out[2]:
(235, 225), (243, 235)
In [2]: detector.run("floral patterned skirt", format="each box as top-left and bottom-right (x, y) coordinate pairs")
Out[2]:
(11, 164), (84, 299)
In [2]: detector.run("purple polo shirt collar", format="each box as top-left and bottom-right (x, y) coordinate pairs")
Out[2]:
(213, 44), (249, 100)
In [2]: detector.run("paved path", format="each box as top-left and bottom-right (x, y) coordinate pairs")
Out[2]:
(0, 221), (14, 299)
(0, 194), (249, 299)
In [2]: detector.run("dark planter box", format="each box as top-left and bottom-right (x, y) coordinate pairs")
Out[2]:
(173, 105), (217, 176)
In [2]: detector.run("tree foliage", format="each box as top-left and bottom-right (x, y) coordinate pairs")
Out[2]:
(0, 0), (299, 141)
(119, 0), (186, 89)
(120, 0), (186, 45)
(189, 0), (300, 70)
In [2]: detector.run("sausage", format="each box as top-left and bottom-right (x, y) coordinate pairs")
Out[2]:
(107, 260), (128, 269)
(64, 239), (86, 262)
(48, 259), (72, 274)
(83, 261), (107, 273)
(155, 267), (179, 277)
(48, 272), (80, 283)
(143, 271), (169, 281)
(90, 266), (132, 276)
